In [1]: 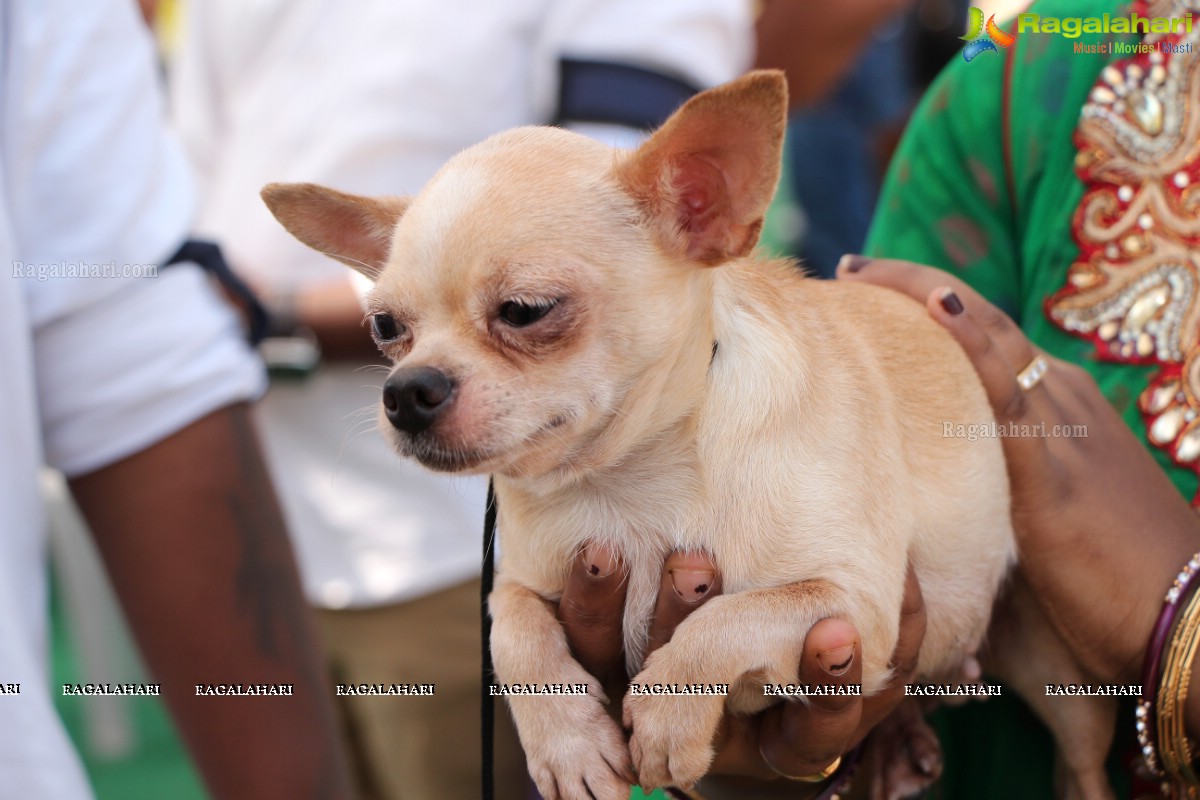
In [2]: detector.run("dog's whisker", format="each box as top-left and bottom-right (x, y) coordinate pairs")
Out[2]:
(342, 403), (381, 426)
(342, 419), (379, 441)
(337, 426), (382, 450)
(316, 248), (375, 274)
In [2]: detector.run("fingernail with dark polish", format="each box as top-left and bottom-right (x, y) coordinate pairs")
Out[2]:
(839, 254), (871, 273)
(671, 569), (715, 603)
(583, 543), (617, 578)
(939, 289), (965, 315)
(818, 644), (855, 676)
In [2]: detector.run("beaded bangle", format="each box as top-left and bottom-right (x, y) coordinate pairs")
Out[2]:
(1140, 552), (1200, 779)
(1158, 582), (1200, 794)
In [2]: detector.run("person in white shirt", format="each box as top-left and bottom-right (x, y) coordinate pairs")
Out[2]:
(0, 1), (353, 797)
(170, 2), (752, 797)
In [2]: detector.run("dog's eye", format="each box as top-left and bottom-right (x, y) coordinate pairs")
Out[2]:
(371, 313), (404, 341)
(498, 300), (555, 327)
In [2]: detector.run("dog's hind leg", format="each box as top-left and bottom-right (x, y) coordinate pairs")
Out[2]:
(986, 576), (1118, 800)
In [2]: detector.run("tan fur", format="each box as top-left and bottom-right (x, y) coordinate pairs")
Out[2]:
(264, 71), (1114, 800)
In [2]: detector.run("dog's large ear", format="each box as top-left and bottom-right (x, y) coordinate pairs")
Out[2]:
(261, 183), (410, 280)
(616, 70), (787, 266)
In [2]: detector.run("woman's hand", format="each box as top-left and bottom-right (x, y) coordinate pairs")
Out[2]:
(555, 547), (928, 791)
(838, 255), (1200, 688)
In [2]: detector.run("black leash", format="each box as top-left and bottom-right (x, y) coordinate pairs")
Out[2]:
(482, 479), (497, 800)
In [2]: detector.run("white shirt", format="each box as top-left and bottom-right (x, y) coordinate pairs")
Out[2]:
(0, 0), (265, 795)
(171, 0), (753, 608)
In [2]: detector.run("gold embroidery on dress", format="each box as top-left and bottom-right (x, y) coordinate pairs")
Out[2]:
(1048, 6), (1200, 496)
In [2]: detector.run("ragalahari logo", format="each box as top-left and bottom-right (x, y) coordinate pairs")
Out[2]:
(961, 7), (1016, 61)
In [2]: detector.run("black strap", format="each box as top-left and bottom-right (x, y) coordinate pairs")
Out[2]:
(482, 479), (497, 800)
(166, 239), (271, 345)
(555, 58), (701, 130)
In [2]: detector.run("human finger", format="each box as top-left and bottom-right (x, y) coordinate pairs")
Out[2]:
(758, 618), (863, 778)
(557, 542), (628, 686)
(645, 550), (723, 656)
(838, 255), (1035, 374)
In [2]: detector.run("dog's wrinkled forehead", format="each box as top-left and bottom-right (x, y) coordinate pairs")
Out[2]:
(383, 128), (631, 286)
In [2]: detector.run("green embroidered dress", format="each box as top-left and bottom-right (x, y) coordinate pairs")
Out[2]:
(866, 0), (1200, 796)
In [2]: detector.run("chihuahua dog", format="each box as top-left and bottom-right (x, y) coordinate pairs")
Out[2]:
(264, 71), (1116, 800)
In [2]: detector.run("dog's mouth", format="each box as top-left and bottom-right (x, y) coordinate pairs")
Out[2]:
(396, 434), (492, 473)
(391, 412), (574, 474)
(397, 431), (535, 474)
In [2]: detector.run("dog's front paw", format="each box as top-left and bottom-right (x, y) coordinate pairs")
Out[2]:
(522, 698), (633, 800)
(623, 678), (725, 790)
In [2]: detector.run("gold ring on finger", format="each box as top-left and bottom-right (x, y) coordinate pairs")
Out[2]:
(1017, 354), (1049, 391)
(759, 742), (842, 783)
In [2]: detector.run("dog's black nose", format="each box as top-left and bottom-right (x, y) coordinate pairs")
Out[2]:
(382, 367), (456, 433)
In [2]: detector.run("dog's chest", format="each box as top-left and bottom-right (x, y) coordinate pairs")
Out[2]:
(499, 446), (717, 658)
(500, 419), (836, 672)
